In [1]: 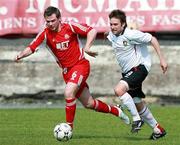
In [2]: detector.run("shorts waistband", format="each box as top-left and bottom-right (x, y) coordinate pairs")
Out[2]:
(123, 64), (144, 75)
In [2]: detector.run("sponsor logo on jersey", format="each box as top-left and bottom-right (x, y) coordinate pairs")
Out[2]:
(56, 40), (69, 51)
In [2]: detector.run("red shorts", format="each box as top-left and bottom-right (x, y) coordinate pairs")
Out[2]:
(62, 59), (90, 98)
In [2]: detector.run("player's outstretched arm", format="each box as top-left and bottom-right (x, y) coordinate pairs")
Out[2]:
(151, 36), (168, 74)
(14, 47), (33, 62)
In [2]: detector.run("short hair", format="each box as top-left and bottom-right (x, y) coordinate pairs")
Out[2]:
(109, 9), (127, 27)
(44, 6), (61, 19)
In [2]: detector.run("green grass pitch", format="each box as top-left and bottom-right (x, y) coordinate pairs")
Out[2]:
(0, 105), (180, 145)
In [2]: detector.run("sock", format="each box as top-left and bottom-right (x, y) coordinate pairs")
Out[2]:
(119, 93), (141, 121)
(65, 98), (76, 129)
(93, 99), (119, 116)
(153, 124), (165, 134)
(139, 105), (157, 129)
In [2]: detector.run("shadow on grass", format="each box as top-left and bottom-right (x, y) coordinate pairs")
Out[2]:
(73, 134), (148, 141)
(124, 136), (148, 141)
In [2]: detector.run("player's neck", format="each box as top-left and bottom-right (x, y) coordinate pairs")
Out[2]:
(115, 28), (126, 37)
(52, 23), (61, 32)
(57, 23), (62, 32)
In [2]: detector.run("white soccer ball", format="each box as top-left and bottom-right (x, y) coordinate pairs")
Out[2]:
(53, 123), (73, 141)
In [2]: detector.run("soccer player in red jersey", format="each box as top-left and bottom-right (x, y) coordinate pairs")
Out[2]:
(15, 6), (130, 129)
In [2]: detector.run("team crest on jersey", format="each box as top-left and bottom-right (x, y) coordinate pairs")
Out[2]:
(123, 41), (128, 46)
(64, 34), (70, 39)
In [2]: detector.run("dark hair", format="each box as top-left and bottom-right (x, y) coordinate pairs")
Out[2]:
(109, 9), (127, 28)
(44, 6), (61, 19)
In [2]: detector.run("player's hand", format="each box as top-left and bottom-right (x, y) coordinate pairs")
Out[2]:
(85, 50), (98, 57)
(14, 55), (22, 63)
(160, 59), (168, 74)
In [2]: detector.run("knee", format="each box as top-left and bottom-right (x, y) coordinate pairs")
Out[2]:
(114, 82), (128, 97)
(64, 89), (75, 100)
(114, 86), (123, 97)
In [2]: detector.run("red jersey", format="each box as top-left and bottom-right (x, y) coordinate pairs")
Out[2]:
(28, 22), (93, 68)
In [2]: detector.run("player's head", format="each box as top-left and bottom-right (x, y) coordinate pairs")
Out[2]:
(109, 9), (127, 36)
(44, 6), (61, 31)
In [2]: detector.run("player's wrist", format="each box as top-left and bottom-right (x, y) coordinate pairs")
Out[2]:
(16, 55), (21, 60)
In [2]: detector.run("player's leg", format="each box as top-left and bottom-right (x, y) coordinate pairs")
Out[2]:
(134, 97), (166, 140)
(120, 64), (148, 133)
(64, 82), (79, 129)
(114, 81), (141, 128)
(78, 87), (130, 124)
(62, 59), (90, 129)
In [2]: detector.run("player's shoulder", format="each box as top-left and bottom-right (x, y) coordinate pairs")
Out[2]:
(124, 28), (144, 40)
(61, 21), (70, 28)
(124, 28), (140, 36)
(62, 21), (78, 30)
(62, 20), (79, 27)
(65, 21), (92, 33)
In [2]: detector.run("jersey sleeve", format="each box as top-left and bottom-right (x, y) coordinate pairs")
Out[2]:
(125, 29), (152, 44)
(69, 22), (93, 36)
(28, 29), (46, 53)
(107, 31), (114, 42)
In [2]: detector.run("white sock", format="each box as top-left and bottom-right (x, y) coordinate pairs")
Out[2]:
(119, 93), (141, 121)
(139, 105), (157, 129)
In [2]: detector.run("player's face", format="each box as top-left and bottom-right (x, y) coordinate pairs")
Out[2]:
(110, 18), (125, 36)
(45, 13), (60, 31)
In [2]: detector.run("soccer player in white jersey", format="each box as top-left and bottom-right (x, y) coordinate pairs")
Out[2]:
(107, 9), (168, 140)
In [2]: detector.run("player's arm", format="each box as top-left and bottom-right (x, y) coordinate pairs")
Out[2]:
(84, 28), (98, 57)
(151, 36), (168, 74)
(15, 30), (46, 62)
(15, 47), (33, 62)
(71, 22), (98, 57)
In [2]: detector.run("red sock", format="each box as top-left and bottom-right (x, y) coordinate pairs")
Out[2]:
(156, 124), (165, 132)
(93, 99), (119, 116)
(65, 98), (76, 129)
(110, 106), (119, 116)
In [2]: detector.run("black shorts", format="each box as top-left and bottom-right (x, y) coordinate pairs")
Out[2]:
(121, 64), (148, 98)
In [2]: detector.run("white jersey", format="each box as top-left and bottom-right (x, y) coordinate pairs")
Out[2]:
(107, 28), (152, 73)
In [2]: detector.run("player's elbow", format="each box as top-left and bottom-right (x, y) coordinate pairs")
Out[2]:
(151, 36), (158, 44)
(88, 28), (97, 38)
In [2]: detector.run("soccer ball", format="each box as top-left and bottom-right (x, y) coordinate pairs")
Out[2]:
(53, 123), (73, 141)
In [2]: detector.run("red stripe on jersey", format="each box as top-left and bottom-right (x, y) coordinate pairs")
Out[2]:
(70, 22), (93, 36)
